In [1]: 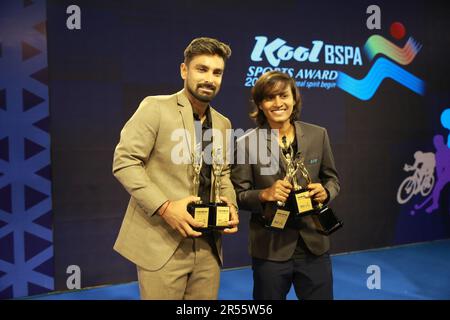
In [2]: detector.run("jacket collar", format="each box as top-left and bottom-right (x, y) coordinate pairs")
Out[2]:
(176, 89), (224, 163)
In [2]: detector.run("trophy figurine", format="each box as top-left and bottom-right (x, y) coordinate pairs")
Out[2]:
(187, 146), (230, 230)
(286, 141), (343, 235)
(265, 136), (343, 235)
(210, 147), (230, 229)
(186, 143), (210, 229)
(293, 155), (319, 217)
(264, 136), (302, 230)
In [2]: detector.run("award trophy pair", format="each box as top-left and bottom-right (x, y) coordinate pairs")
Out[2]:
(187, 145), (230, 230)
(265, 136), (343, 235)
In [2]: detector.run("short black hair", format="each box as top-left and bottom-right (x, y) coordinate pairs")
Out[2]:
(184, 37), (232, 65)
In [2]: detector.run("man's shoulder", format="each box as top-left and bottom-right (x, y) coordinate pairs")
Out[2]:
(297, 121), (327, 134)
(210, 106), (232, 125)
(140, 92), (178, 106)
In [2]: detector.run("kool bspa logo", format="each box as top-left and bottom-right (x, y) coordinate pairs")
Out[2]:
(246, 36), (362, 90)
(245, 32), (425, 100)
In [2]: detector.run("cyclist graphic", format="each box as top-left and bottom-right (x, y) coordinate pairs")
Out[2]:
(397, 150), (435, 205)
(414, 135), (450, 214)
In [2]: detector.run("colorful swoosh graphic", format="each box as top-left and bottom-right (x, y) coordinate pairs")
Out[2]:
(337, 57), (425, 100)
(364, 35), (422, 65)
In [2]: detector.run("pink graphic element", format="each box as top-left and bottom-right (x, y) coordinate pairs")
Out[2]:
(414, 135), (450, 214)
(390, 22), (406, 40)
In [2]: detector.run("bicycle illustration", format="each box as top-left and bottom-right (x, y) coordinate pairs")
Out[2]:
(397, 151), (435, 204)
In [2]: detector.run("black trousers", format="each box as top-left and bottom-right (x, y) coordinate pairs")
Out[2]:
(252, 253), (333, 300)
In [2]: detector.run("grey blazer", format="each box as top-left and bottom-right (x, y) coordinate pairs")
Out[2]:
(231, 121), (340, 260)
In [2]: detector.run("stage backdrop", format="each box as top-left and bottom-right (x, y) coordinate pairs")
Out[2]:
(1, 0), (449, 298)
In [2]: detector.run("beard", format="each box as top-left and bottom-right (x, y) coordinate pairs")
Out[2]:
(187, 82), (218, 103)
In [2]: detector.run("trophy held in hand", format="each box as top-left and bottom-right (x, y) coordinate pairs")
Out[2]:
(186, 143), (210, 229)
(282, 136), (319, 219)
(263, 136), (301, 231)
(187, 146), (229, 230)
(264, 136), (343, 235)
(285, 140), (343, 235)
(293, 155), (321, 217)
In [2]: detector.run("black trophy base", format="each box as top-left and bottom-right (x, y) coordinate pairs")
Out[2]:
(314, 206), (343, 235)
(289, 190), (320, 217)
(263, 205), (291, 231)
(187, 201), (230, 230)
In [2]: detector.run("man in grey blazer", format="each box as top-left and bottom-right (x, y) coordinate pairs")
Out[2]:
(232, 71), (340, 300)
(113, 37), (239, 300)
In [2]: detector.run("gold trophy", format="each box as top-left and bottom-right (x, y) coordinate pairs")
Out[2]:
(210, 147), (231, 228)
(293, 155), (319, 216)
(187, 143), (210, 229)
(264, 136), (302, 230)
(187, 146), (229, 230)
(288, 143), (344, 235)
(265, 136), (343, 235)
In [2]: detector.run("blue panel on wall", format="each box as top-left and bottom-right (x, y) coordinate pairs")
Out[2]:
(0, 89), (5, 110)
(0, 137), (9, 161)
(0, 0), (53, 299)
(0, 232), (14, 264)
(0, 185), (12, 213)
(22, 89), (45, 111)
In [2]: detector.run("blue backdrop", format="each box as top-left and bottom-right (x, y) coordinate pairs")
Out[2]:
(1, 0), (449, 298)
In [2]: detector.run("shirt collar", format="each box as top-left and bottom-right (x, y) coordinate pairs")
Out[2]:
(193, 106), (212, 128)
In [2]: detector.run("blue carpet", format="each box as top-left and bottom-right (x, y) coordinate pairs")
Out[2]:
(28, 239), (450, 300)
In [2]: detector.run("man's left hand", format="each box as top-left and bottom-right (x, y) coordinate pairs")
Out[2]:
(220, 196), (239, 234)
(307, 183), (328, 204)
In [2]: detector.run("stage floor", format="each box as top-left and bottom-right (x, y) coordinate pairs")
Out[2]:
(26, 239), (450, 300)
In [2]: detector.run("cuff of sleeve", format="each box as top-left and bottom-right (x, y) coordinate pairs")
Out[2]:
(324, 188), (331, 205)
(246, 189), (265, 213)
(148, 198), (169, 217)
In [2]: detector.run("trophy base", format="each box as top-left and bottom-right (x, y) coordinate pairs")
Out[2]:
(290, 190), (320, 217)
(187, 201), (230, 230)
(260, 201), (343, 235)
(313, 206), (343, 235)
(264, 206), (291, 231)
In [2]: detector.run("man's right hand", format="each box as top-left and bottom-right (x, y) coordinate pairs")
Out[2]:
(158, 196), (204, 238)
(259, 180), (293, 203)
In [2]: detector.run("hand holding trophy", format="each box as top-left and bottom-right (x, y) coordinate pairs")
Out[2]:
(186, 142), (209, 229)
(266, 136), (343, 235)
(187, 145), (230, 230)
(288, 144), (343, 235)
(264, 136), (301, 230)
(293, 155), (320, 217)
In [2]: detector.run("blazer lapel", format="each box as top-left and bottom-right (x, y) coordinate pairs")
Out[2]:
(176, 90), (196, 162)
(294, 121), (310, 186)
(209, 107), (221, 151)
(293, 121), (306, 160)
(261, 123), (283, 179)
